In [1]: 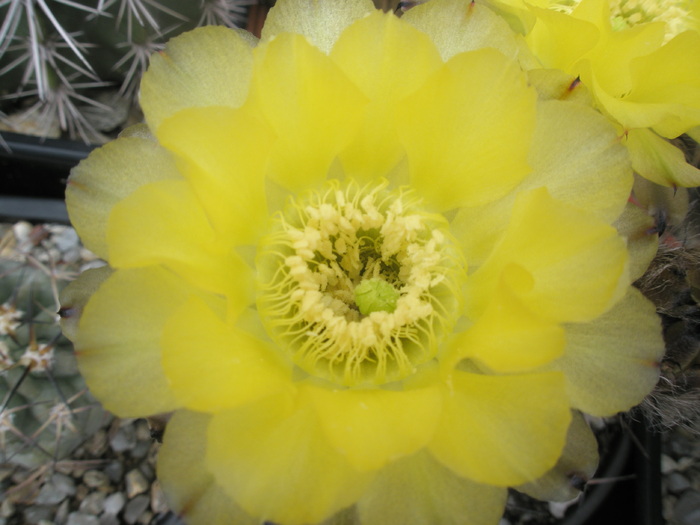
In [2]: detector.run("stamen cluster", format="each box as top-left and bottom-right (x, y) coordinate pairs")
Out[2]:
(257, 181), (464, 386)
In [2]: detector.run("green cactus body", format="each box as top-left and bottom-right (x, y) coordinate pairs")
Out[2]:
(0, 223), (108, 469)
(0, 0), (256, 143)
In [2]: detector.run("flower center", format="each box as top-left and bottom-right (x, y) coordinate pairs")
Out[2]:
(548, 0), (694, 39)
(608, 0), (694, 38)
(256, 180), (464, 387)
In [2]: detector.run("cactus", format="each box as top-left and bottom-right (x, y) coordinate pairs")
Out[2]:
(0, 221), (109, 470)
(0, 0), (256, 143)
(634, 138), (700, 433)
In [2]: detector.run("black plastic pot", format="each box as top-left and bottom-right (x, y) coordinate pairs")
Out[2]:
(560, 417), (662, 525)
(0, 131), (94, 222)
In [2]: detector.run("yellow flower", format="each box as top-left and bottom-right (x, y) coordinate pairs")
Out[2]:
(501, 0), (700, 186)
(62, 0), (664, 524)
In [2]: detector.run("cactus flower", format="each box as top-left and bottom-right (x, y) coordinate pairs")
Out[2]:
(506, 0), (700, 186)
(62, 0), (664, 524)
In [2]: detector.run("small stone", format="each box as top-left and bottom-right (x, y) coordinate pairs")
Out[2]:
(677, 456), (695, 471)
(668, 472), (692, 494)
(124, 494), (150, 525)
(110, 423), (137, 452)
(139, 462), (154, 481)
(56, 500), (70, 523)
(131, 440), (151, 459)
(102, 492), (126, 516)
(662, 454), (679, 474)
(99, 515), (119, 525)
(52, 226), (79, 252)
(137, 510), (153, 524)
(135, 419), (152, 442)
(103, 461), (124, 484)
(674, 489), (700, 525)
(66, 512), (100, 525)
(23, 506), (53, 524)
(126, 469), (149, 498)
(86, 430), (109, 457)
(80, 492), (106, 515)
(35, 473), (76, 505)
(75, 484), (90, 502)
(150, 481), (169, 514)
(83, 470), (110, 489)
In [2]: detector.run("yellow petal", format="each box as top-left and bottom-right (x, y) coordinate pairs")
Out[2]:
(261, 0), (374, 54)
(306, 384), (442, 471)
(66, 133), (181, 259)
(626, 128), (700, 187)
(452, 98), (632, 266)
(549, 287), (663, 416)
(403, 0), (528, 63)
(613, 202), (658, 282)
(525, 5), (599, 71)
(158, 410), (256, 525)
(330, 11), (442, 179)
(453, 275), (566, 373)
(247, 33), (367, 191)
(140, 26), (255, 132)
(106, 179), (253, 305)
(161, 296), (291, 413)
(466, 188), (629, 323)
(516, 411), (599, 502)
(526, 100), (632, 223)
(526, 69), (593, 105)
(59, 266), (113, 342)
(157, 106), (273, 243)
(429, 370), (570, 486)
(207, 394), (374, 525)
(357, 450), (507, 525)
(75, 267), (189, 417)
(606, 31), (700, 137)
(397, 48), (537, 210)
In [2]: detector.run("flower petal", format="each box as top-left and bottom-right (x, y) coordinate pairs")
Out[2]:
(75, 267), (189, 417)
(403, 0), (530, 64)
(158, 410), (256, 525)
(357, 450), (507, 525)
(613, 202), (658, 282)
(307, 384), (442, 471)
(429, 370), (570, 486)
(106, 179), (253, 305)
(397, 48), (537, 210)
(140, 26), (255, 132)
(161, 296), (291, 413)
(516, 411), (599, 502)
(626, 128), (700, 187)
(330, 10), (442, 179)
(261, 0), (374, 54)
(207, 394), (374, 525)
(247, 33), (367, 191)
(66, 131), (181, 259)
(453, 275), (566, 373)
(59, 265), (113, 342)
(525, 5), (599, 71)
(548, 287), (663, 416)
(451, 98), (632, 266)
(466, 188), (629, 323)
(603, 31), (700, 137)
(157, 106), (274, 243)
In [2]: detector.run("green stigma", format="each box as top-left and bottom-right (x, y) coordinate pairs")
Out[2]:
(354, 278), (400, 316)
